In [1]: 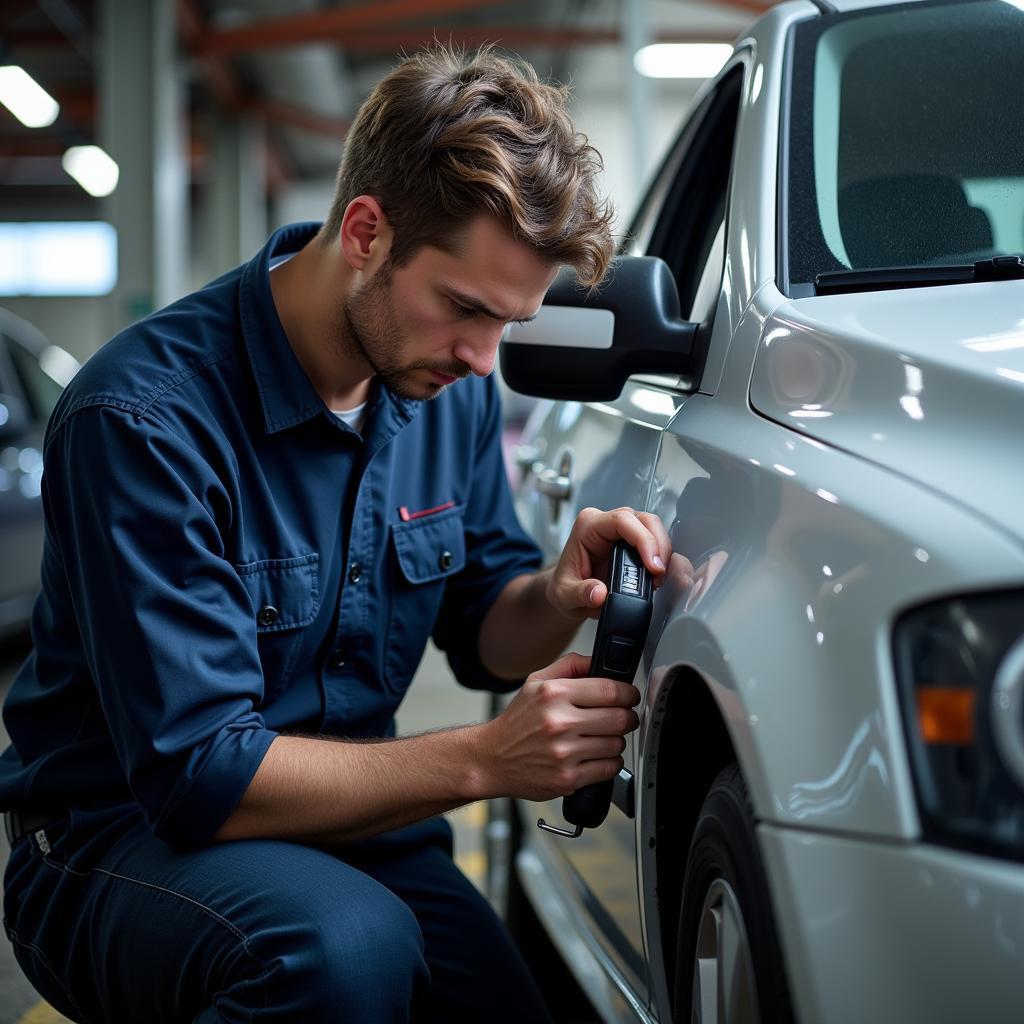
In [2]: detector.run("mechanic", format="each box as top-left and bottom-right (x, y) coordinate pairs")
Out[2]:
(0, 46), (671, 1023)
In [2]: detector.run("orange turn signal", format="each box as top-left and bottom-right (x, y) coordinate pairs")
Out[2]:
(916, 687), (976, 745)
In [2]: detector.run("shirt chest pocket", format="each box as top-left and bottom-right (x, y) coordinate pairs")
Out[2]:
(234, 553), (320, 703)
(385, 507), (465, 697)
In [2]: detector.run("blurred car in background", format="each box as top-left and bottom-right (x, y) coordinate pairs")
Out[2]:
(0, 309), (78, 640)
(490, 1), (1024, 1022)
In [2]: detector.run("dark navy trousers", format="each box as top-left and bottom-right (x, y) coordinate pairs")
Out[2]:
(3, 804), (553, 1023)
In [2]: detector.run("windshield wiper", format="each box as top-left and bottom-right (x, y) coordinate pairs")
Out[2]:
(815, 255), (1024, 295)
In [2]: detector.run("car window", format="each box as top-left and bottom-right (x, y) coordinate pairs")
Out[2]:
(622, 87), (720, 258)
(4, 334), (63, 421)
(688, 220), (726, 323)
(645, 65), (743, 324)
(786, 0), (1024, 292)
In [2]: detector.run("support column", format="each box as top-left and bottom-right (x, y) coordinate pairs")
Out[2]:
(623, 0), (653, 191)
(205, 111), (269, 278)
(100, 0), (188, 332)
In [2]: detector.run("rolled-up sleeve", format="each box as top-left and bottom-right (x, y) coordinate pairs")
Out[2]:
(432, 379), (543, 692)
(45, 403), (277, 848)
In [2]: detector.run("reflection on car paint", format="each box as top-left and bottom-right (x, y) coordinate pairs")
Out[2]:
(787, 713), (890, 821)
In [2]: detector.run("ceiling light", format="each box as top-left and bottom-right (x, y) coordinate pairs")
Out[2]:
(633, 43), (732, 80)
(62, 146), (120, 197)
(0, 65), (59, 128)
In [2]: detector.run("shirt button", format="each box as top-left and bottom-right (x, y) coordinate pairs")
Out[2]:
(438, 550), (454, 572)
(327, 649), (346, 670)
(348, 563), (362, 584)
(257, 605), (279, 627)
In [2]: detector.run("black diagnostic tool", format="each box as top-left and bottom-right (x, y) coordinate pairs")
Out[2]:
(538, 541), (654, 839)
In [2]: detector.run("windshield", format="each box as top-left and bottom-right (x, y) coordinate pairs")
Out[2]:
(786, 0), (1024, 294)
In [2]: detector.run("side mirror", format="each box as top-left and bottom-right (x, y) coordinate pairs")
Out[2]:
(0, 392), (29, 442)
(499, 256), (697, 401)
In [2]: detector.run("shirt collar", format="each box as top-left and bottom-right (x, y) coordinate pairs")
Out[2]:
(238, 222), (424, 441)
(239, 222), (328, 435)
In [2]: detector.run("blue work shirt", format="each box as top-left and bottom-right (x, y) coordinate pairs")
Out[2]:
(0, 222), (543, 849)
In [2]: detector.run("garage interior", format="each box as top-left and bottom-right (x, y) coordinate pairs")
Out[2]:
(1, 1), (764, 1022)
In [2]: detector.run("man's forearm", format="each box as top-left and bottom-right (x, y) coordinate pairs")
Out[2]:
(213, 729), (491, 844)
(477, 569), (582, 680)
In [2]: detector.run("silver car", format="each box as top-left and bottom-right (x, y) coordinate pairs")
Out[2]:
(492, 1), (1024, 1022)
(0, 310), (78, 640)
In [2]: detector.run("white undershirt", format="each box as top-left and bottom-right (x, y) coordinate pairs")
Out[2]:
(332, 402), (367, 434)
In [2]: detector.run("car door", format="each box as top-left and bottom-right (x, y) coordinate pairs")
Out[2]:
(0, 331), (45, 630)
(0, 316), (74, 636)
(511, 60), (747, 1015)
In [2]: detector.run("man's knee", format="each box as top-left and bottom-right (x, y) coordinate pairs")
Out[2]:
(250, 876), (428, 1019)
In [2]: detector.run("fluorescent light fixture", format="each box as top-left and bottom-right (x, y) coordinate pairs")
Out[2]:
(633, 43), (732, 79)
(0, 222), (117, 296)
(62, 145), (119, 197)
(0, 65), (59, 128)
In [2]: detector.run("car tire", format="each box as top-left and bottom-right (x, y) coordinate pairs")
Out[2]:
(674, 763), (793, 1024)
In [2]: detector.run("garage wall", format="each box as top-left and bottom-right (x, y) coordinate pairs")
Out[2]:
(1, 69), (704, 366)
(0, 296), (109, 365)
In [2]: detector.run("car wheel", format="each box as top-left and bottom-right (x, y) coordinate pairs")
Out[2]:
(674, 764), (793, 1024)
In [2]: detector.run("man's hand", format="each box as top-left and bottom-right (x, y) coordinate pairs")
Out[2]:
(547, 506), (673, 621)
(478, 651), (641, 801)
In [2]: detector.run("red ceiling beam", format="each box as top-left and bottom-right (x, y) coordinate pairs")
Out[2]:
(6, 24), (739, 55)
(199, 25), (734, 57)
(52, 89), (94, 124)
(198, 0), (515, 57)
(0, 132), (210, 164)
(0, 136), (66, 157)
(1, 29), (82, 48)
(717, 0), (775, 13)
(246, 98), (351, 143)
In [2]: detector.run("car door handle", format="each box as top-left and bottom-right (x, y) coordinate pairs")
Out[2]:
(513, 443), (541, 468)
(535, 466), (572, 501)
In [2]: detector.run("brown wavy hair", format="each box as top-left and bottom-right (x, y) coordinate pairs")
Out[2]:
(320, 44), (614, 287)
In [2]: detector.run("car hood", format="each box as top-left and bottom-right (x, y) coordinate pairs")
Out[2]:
(749, 280), (1024, 542)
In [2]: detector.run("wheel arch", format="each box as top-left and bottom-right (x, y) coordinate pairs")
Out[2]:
(642, 664), (739, 1016)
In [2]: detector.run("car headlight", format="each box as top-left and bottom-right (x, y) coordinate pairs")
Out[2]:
(894, 592), (1024, 859)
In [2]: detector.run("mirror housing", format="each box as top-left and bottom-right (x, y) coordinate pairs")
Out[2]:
(499, 256), (696, 401)
(0, 392), (29, 442)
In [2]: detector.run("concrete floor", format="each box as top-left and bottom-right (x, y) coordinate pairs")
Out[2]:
(0, 635), (492, 1024)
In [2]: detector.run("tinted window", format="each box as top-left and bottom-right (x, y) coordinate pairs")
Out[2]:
(787, 0), (1024, 289)
(647, 67), (742, 318)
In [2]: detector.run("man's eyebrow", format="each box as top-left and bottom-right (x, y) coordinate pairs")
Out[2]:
(444, 285), (538, 324)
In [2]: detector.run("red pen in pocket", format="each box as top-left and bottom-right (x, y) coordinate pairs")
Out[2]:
(398, 500), (456, 522)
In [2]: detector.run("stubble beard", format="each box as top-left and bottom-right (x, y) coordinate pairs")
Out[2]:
(333, 263), (469, 402)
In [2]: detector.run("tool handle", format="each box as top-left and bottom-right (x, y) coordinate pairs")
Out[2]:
(562, 777), (616, 830)
(539, 542), (653, 838)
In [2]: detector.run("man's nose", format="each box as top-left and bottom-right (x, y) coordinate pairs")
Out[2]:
(453, 322), (504, 377)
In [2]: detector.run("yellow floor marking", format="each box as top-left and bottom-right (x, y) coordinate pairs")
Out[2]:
(17, 1003), (72, 1024)
(455, 848), (487, 890)
(447, 800), (486, 826)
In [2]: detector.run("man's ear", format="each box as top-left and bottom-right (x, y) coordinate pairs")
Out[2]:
(339, 195), (393, 272)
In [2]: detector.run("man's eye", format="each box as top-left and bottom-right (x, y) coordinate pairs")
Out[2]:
(452, 300), (476, 319)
